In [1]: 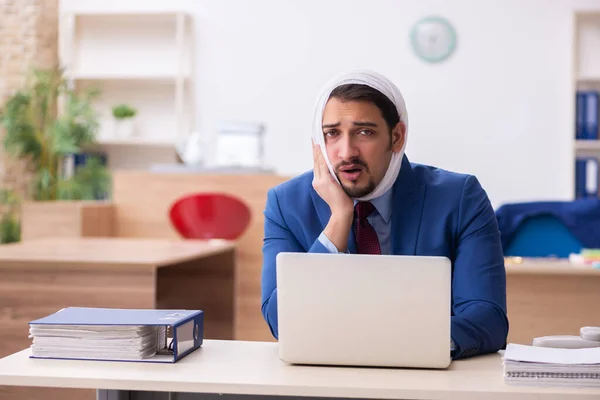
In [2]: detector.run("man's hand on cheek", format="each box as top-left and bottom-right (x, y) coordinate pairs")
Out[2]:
(312, 141), (354, 253)
(312, 141), (354, 217)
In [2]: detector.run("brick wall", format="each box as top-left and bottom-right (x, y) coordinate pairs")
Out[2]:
(0, 0), (59, 202)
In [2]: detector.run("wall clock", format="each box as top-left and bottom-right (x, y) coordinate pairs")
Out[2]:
(410, 16), (457, 63)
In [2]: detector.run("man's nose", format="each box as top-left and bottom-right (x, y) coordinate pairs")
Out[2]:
(337, 134), (359, 160)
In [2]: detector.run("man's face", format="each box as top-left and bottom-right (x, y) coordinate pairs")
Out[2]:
(321, 97), (405, 198)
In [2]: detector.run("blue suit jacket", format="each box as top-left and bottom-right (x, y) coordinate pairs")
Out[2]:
(261, 155), (509, 360)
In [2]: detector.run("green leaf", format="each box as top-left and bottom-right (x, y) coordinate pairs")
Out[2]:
(56, 177), (82, 200)
(71, 156), (111, 200)
(0, 189), (21, 206)
(112, 103), (137, 119)
(32, 168), (56, 201)
(55, 156), (110, 200)
(0, 213), (20, 244)
(0, 91), (43, 161)
(50, 120), (80, 154)
(0, 189), (21, 244)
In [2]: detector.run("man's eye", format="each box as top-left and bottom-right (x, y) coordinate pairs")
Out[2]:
(324, 131), (338, 137)
(359, 130), (374, 135)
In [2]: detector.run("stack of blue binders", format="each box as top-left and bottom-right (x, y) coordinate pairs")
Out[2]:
(575, 90), (599, 199)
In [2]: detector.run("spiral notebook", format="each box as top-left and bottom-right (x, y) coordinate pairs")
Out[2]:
(503, 343), (600, 387)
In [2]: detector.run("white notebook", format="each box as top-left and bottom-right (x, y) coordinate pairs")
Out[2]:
(503, 343), (600, 388)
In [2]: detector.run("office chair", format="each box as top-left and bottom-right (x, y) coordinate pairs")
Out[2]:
(495, 197), (600, 258)
(169, 193), (251, 240)
(502, 215), (583, 258)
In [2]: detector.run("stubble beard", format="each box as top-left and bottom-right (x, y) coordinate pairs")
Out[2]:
(339, 176), (376, 198)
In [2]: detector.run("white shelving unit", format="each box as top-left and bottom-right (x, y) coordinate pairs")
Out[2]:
(572, 11), (600, 197)
(58, 11), (194, 168)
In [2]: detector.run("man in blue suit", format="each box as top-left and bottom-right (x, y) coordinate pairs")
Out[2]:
(261, 70), (508, 360)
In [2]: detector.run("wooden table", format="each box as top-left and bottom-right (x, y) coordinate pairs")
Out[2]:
(505, 260), (600, 345)
(0, 340), (598, 400)
(0, 237), (236, 400)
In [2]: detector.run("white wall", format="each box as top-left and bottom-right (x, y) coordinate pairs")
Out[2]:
(59, 0), (600, 208)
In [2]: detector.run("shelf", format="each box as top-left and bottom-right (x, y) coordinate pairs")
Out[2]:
(63, 11), (192, 84)
(66, 11), (187, 18)
(575, 140), (600, 151)
(91, 138), (176, 147)
(72, 72), (190, 82)
(575, 13), (600, 79)
(59, 11), (194, 159)
(575, 10), (600, 19)
(59, 10), (193, 169)
(92, 145), (178, 170)
(577, 76), (600, 83)
(75, 80), (188, 147)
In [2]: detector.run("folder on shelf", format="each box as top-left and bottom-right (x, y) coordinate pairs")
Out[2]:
(575, 157), (599, 199)
(28, 307), (204, 363)
(576, 91), (586, 139)
(584, 91), (599, 140)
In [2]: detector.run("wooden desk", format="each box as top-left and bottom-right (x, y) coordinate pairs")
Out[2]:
(505, 260), (600, 345)
(0, 237), (236, 400)
(0, 340), (598, 399)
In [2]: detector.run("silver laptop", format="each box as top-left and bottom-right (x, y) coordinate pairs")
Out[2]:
(276, 252), (452, 369)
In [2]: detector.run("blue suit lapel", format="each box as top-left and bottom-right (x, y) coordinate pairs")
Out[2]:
(310, 179), (357, 254)
(390, 155), (426, 255)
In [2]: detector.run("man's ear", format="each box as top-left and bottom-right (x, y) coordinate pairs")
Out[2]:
(391, 121), (406, 153)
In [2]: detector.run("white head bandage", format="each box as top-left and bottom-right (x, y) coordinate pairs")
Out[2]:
(311, 70), (409, 201)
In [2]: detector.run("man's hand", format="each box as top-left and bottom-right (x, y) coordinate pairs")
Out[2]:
(312, 141), (354, 252)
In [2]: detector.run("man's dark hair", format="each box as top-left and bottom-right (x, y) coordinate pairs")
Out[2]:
(329, 84), (400, 131)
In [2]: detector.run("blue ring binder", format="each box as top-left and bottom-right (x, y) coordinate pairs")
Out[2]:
(28, 307), (204, 363)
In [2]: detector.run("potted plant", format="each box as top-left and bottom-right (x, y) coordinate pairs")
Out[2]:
(112, 103), (137, 138)
(0, 65), (113, 242)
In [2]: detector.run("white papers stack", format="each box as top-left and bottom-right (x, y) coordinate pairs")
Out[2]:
(29, 324), (162, 361)
(503, 343), (600, 388)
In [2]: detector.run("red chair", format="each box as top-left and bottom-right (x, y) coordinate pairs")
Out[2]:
(169, 193), (251, 240)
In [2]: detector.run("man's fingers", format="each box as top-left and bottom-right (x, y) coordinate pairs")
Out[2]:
(312, 141), (321, 179)
(316, 145), (329, 174)
(315, 144), (329, 177)
(313, 140), (333, 184)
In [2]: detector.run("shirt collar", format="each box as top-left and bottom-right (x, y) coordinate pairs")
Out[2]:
(354, 187), (393, 224)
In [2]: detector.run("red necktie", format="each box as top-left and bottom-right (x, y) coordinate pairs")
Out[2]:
(355, 201), (381, 255)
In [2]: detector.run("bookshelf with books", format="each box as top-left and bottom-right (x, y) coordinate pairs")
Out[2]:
(573, 11), (600, 199)
(58, 11), (194, 170)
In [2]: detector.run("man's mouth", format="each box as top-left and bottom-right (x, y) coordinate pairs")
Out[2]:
(339, 165), (364, 181)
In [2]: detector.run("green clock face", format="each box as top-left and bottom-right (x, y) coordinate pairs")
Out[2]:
(410, 16), (457, 63)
